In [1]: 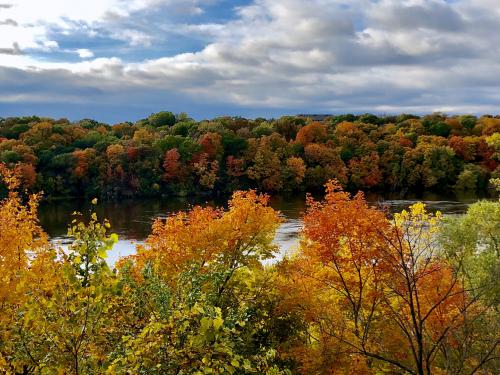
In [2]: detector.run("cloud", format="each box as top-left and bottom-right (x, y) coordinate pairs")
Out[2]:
(0, 18), (16, 26)
(0, 0), (500, 122)
(76, 48), (94, 59)
(0, 41), (22, 55)
(369, 0), (465, 32)
(0, 1), (215, 51)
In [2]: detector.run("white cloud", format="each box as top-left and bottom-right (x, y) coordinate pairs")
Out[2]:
(76, 48), (94, 59)
(0, 0), (211, 53)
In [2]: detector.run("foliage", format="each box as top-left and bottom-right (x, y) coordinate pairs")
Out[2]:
(440, 200), (500, 305)
(0, 112), (498, 199)
(0, 162), (499, 374)
(148, 111), (176, 128)
(278, 181), (499, 374)
(110, 190), (290, 373)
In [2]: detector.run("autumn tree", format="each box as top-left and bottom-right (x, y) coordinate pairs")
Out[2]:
(348, 152), (382, 189)
(162, 148), (182, 182)
(0, 164), (47, 302)
(0, 164), (49, 372)
(487, 133), (500, 161)
(449, 135), (478, 161)
(246, 137), (284, 191)
(12, 207), (119, 373)
(109, 191), (291, 373)
(295, 122), (327, 146)
(280, 180), (497, 374)
(193, 154), (219, 190)
(284, 156), (306, 189)
(333, 121), (375, 162)
(199, 132), (223, 160)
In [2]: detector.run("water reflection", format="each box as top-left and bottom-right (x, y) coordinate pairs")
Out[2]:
(39, 192), (485, 265)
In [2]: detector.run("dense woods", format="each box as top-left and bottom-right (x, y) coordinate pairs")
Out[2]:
(1, 112), (499, 199)
(0, 166), (498, 374)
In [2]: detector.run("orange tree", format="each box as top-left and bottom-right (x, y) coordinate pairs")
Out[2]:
(107, 190), (294, 373)
(279, 180), (497, 374)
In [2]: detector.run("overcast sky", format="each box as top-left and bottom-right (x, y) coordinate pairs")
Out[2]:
(0, 0), (499, 123)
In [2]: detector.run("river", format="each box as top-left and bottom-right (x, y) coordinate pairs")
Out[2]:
(38, 192), (484, 265)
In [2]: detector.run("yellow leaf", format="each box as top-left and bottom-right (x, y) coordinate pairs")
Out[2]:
(200, 317), (211, 333)
(98, 248), (108, 259)
(213, 316), (223, 331)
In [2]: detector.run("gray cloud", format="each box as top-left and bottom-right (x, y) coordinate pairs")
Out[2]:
(0, 42), (22, 55)
(369, 0), (465, 32)
(0, 18), (17, 25)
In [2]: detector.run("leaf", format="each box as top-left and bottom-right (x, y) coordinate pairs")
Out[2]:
(213, 316), (223, 331)
(98, 247), (107, 259)
(200, 317), (212, 333)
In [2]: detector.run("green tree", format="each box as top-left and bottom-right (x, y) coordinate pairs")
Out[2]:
(148, 111), (176, 127)
(439, 199), (500, 373)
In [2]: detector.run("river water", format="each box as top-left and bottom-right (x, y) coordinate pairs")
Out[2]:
(38, 192), (483, 266)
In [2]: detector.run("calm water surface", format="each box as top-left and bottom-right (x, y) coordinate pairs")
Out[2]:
(38, 192), (484, 265)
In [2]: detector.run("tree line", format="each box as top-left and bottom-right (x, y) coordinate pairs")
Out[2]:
(0, 166), (498, 374)
(0, 112), (499, 199)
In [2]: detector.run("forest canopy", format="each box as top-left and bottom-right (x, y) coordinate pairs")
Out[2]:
(0, 112), (499, 199)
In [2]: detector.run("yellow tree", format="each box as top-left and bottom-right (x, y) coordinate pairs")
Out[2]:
(0, 164), (49, 372)
(0, 167), (119, 373)
(0, 164), (47, 296)
(13, 207), (119, 373)
(130, 190), (281, 282)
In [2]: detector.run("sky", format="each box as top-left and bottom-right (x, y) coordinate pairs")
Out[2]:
(0, 0), (500, 123)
